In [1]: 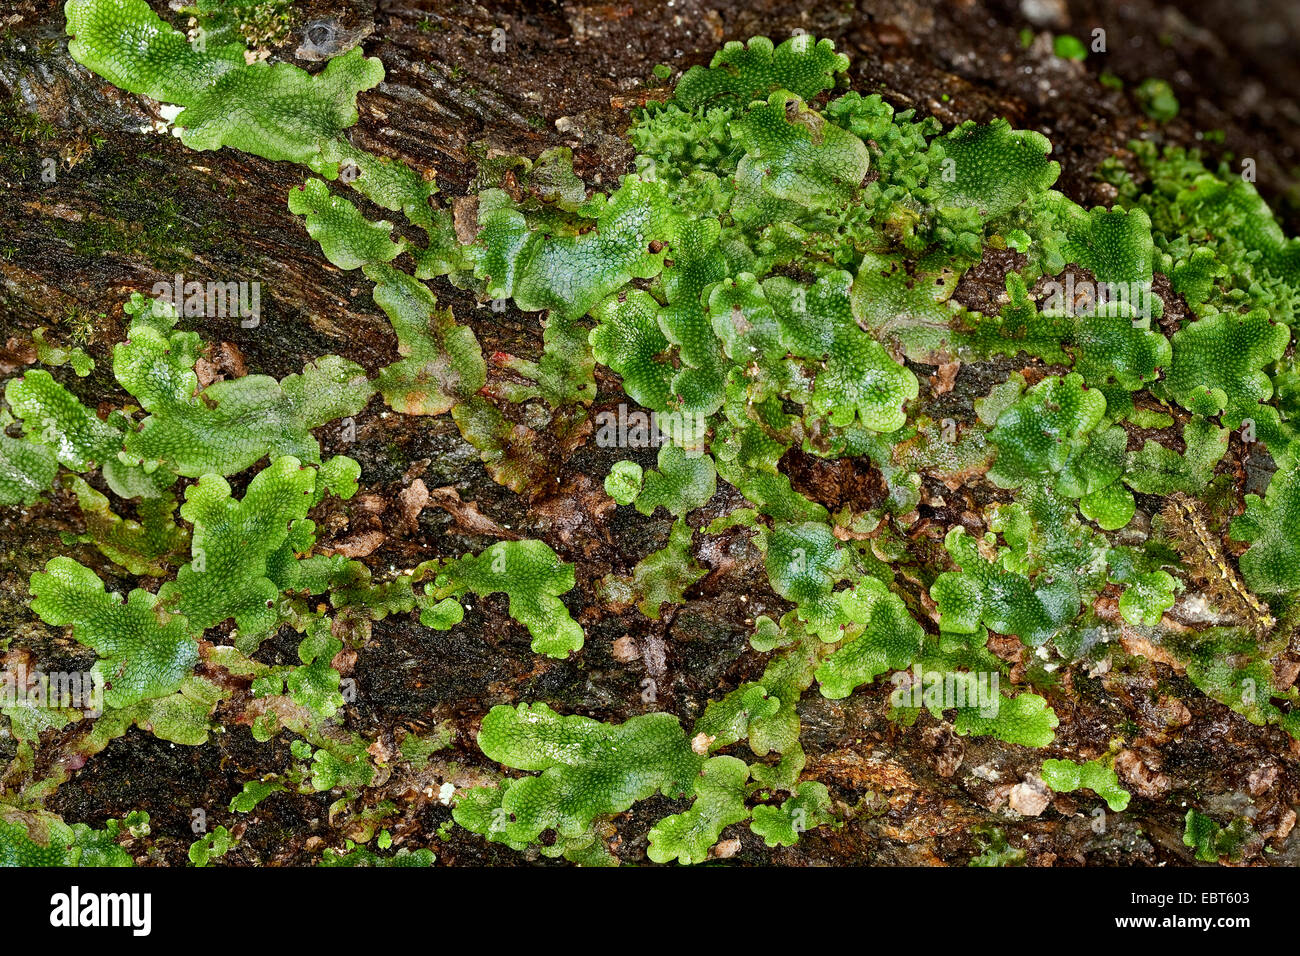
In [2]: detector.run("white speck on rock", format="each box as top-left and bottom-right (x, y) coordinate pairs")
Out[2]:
(712, 838), (741, 859)
(1009, 776), (1051, 816)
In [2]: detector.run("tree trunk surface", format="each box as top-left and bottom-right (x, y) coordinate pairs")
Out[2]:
(1, 0), (1298, 865)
